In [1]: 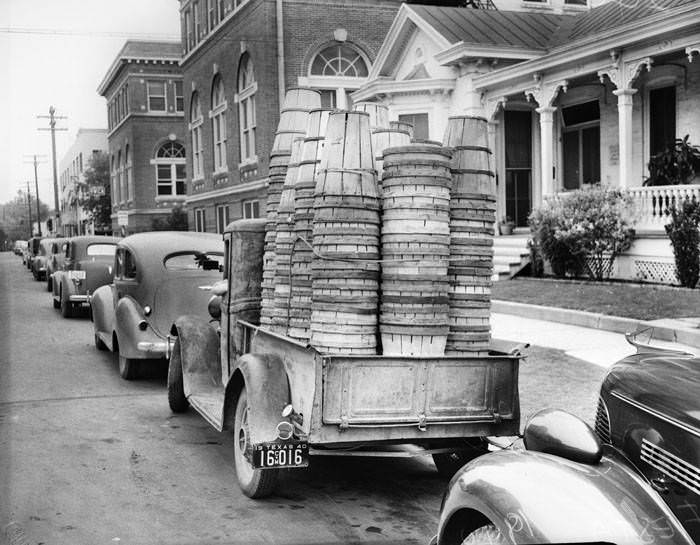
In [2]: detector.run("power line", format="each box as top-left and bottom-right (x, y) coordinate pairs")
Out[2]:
(0, 26), (180, 40)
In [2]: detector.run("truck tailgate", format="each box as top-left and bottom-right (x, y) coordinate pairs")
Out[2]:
(321, 355), (518, 427)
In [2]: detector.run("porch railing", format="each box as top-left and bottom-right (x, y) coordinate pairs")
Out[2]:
(626, 185), (700, 232)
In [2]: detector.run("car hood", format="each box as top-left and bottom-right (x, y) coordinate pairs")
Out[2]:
(605, 352), (700, 433)
(150, 274), (220, 336)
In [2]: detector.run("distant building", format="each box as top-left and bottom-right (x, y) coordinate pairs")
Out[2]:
(97, 41), (185, 235)
(178, 0), (418, 233)
(58, 128), (108, 236)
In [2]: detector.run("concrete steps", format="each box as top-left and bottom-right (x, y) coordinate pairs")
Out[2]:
(492, 233), (530, 281)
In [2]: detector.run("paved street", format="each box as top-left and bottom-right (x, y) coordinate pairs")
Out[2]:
(1, 251), (607, 545)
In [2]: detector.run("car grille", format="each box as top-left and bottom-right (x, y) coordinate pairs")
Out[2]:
(641, 438), (700, 495)
(594, 396), (611, 444)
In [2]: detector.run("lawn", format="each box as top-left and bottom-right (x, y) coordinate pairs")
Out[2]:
(491, 277), (700, 321)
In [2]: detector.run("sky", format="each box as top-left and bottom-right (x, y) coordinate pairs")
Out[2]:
(0, 0), (181, 206)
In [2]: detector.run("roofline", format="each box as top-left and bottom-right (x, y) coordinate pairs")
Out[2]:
(474, 1), (700, 89)
(435, 42), (545, 66)
(353, 77), (455, 102)
(97, 41), (182, 96)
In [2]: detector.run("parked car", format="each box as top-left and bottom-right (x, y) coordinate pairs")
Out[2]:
(51, 236), (119, 317)
(13, 240), (27, 257)
(432, 330), (698, 545)
(26, 236), (41, 270)
(31, 238), (55, 281)
(45, 237), (67, 291)
(91, 231), (223, 380)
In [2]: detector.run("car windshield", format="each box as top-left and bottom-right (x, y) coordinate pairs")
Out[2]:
(164, 252), (223, 272)
(86, 244), (117, 256)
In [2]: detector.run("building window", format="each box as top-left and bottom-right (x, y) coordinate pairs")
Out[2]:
(175, 81), (184, 113)
(216, 204), (230, 233)
(565, 0), (587, 5)
(307, 42), (369, 110)
(155, 142), (186, 196)
(243, 199), (259, 219)
(195, 208), (206, 232)
(111, 155), (118, 205)
(649, 85), (676, 158)
(398, 113), (430, 141)
(193, 1), (201, 44)
(190, 92), (204, 180)
(125, 145), (133, 201)
(147, 81), (167, 112)
(562, 100), (600, 190)
(211, 76), (227, 171)
(238, 55), (257, 163)
(117, 150), (124, 203)
(184, 9), (192, 52)
(217, 0), (225, 21)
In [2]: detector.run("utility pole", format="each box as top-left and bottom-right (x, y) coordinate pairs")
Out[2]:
(23, 154), (47, 236)
(37, 106), (68, 233)
(25, 182), (33, 238)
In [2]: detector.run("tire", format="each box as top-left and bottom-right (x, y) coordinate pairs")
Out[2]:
(461, 525), (507, 545)
(233, 388), (279, 498)
(47, 276), (53, 292)
(432, 438), (489, 478)
(167, 339), (188, 413)
(94, 333), (107, 351)
(52, 296), (60, 309)
(60, 293), (73, 318)
(119, 354), (139, 380)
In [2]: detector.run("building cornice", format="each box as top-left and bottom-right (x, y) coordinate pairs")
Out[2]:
(98, 56), (181, 96)
(353, 78), (454, 102)
(473, 3), (700, 91)
(186, 178), (267, 204)
(435, 42), (544, 66)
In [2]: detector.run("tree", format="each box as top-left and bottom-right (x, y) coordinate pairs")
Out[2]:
(0, 192), (51, 241)
(151, 205), (189, 231)
(78, 152), (112, 234)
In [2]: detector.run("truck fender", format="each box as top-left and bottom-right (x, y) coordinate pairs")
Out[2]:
(170, 315), (221, 398)
(438, 449), (693, 545)
(222, 353), (290, 443)
(90, 285), (115, 346)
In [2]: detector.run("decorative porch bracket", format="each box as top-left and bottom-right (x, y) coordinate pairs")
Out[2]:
(597, 54), (653, 90)
(483, 95), (508, 121)
(687, 44), (700, 63)
(523, 73), (568, 107)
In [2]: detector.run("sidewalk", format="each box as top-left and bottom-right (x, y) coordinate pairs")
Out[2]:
(491, 311), (698, 369)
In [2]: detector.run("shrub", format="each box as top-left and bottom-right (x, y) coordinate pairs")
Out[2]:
(529, 186), (635, 280)
(151, 205), (189, 231)
(665, 200), (700, 288)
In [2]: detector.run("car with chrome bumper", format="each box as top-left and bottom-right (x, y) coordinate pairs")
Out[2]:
(51, 236), (119, 317)
(431, 330), (699, 545)
(90, 231), (223, 380)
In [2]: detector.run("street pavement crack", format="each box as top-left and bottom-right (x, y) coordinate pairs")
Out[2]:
(0, 392), (162, 407)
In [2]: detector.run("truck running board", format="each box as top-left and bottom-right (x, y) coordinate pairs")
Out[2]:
(189, 392), (225, 432)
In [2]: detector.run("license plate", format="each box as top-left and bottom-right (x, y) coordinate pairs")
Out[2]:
(252, 441), (309, 469)
(70, 270), (86, 279)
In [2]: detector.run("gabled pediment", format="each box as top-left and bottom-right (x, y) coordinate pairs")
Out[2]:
(403, 63), (430, 81)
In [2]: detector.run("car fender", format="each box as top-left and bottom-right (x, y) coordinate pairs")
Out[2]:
(51, 271), (62, 298)
(170, 315), (221, 398)
(223, 353), (290, 442)
(438, 449), (693, 545)
(115, 296), (162, 360)
(60, 274), (77, 299)
(91, 285), (115, 350)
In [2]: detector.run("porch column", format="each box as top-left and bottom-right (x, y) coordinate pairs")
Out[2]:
(536, 106), (556, 197)
(613, 88), (636, 189)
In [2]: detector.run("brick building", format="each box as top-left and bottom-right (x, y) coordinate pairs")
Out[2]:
(59, 128), (108, 236)
(98, 41), (186, 235)
(178, 0), (415, 233)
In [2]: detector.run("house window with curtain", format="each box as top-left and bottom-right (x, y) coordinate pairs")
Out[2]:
(307, 42), (369, 110)
(211, 76), (227, 172)
(237, 54), (257, 163)
(154, 142), (186, 196)
(561, 100), (601, 190)
(190, 92), (204, 180)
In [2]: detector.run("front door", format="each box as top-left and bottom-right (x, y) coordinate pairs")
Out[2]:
(504, 110), (532, 227)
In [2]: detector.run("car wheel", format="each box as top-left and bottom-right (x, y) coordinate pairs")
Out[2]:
(233, 388), (279, 499)
(94, 333), (107, 351)
(60, 294), (74, 318)
(461, 525), (507, 545)
(118, 354), (139, 380)
(432, 438), (489, 478)
(167, 338), (189, 413)
(47, 276), (53, 292)
(52, 296), (60, 309)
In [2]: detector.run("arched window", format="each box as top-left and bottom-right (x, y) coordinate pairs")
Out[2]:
(154, 141), (186, 196)
(237, 55), (257, 163)
(306, 42), (369, 109)
(210, 76), (227, 171)
(111, 155), (118, 206)
(190, 92), (204, 179)
(124, 145), (132, 201)
(117, 150), (124, 204)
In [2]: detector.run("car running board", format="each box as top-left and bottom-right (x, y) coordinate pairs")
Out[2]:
(189, 391), (225, 432)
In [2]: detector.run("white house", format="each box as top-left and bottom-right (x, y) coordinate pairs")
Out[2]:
(354, 0), (700, 283)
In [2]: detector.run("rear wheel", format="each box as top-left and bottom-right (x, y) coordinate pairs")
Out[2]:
(461, 525), (507, 545)
(60, 293), (73, 318)
(167, 339), (188, 413)
(119, 354), (139, 380)
(432, 438), (489, 478)
(233, 388), (279, 498)
(94, 333), (107, 351)
(46, 275), (53, 292)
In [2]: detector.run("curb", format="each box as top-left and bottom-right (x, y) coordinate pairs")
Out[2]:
(491, 300), (700, 349)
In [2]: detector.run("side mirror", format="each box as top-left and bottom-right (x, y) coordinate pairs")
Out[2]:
(523, 408), (602, 465)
